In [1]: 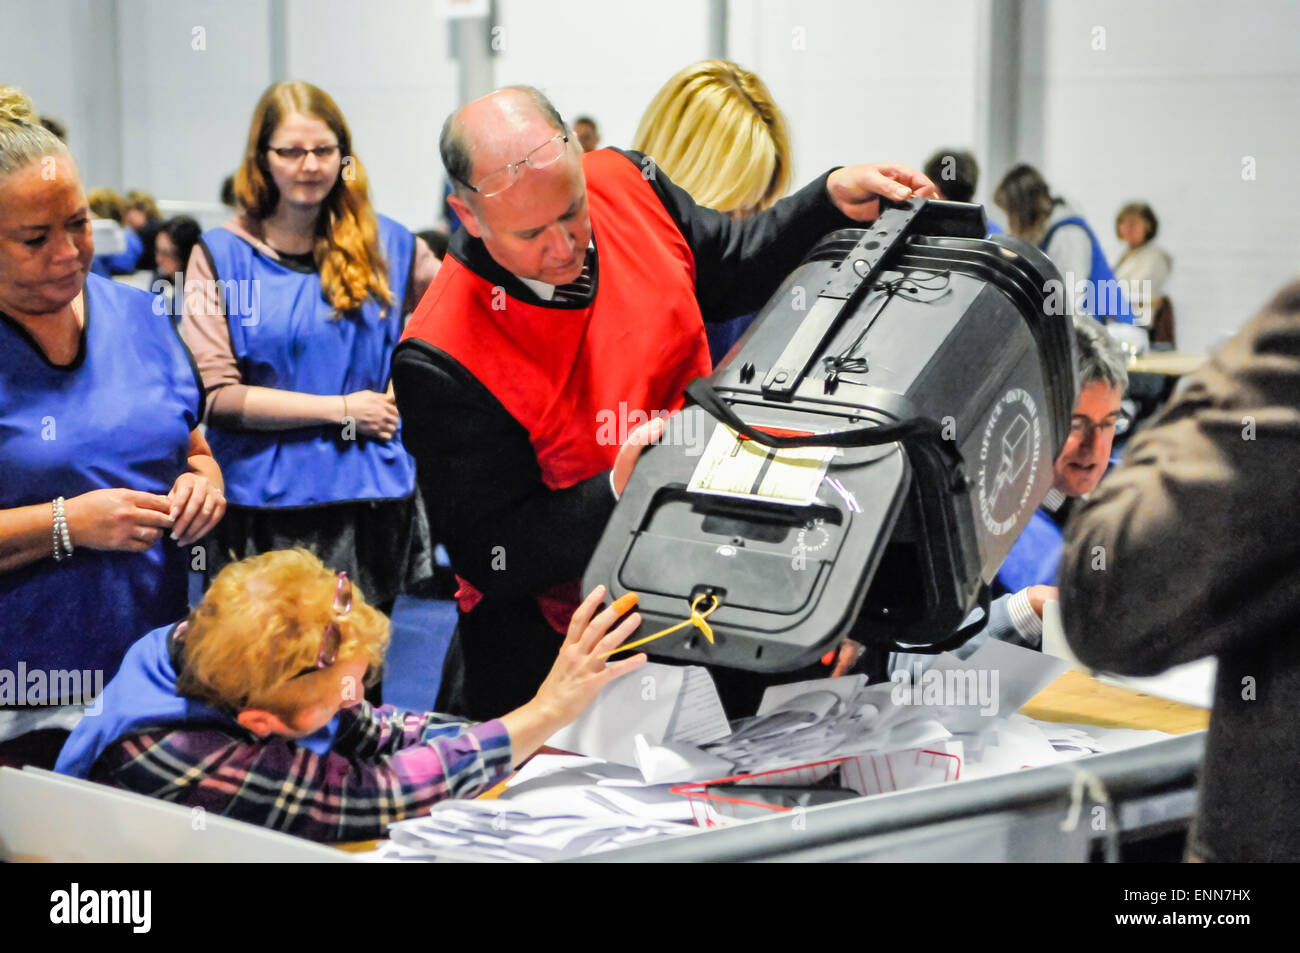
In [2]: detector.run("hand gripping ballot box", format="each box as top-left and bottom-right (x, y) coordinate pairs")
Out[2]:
(585, 198), (1077, 672)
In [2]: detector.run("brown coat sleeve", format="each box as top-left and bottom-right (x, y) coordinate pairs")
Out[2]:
(1059, 281), (1300, 674)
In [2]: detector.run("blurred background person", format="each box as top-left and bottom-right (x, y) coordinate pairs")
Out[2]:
(573, 115), (600, 152)
(219, 173), (237, 211)
(38, 114), (67, 142)
(181, 81), (440, 621)
(994, 163), (1133, 324)
(151, 214), (201, 322)
(0, 86), (224, 767)
(923, 147), (1001, 234)
(87, 185), (141, 276)
(122, 189), (163, 273)
(1114, 200), (1175, 345)
(632, 59), (792, 365)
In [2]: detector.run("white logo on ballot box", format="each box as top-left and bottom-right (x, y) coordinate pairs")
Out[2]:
(50, 883), (151, 933)
(975, 388), (1042, 536)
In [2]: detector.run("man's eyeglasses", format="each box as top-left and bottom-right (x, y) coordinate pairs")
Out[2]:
(1070, 413), (1131, 440)
(268, 144), (340, 162)
(290, 571), (351, 679)
(461, 133), (569, 197)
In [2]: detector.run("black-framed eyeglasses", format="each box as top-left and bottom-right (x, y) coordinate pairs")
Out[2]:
(460, 133), (570, 197)
(290, 571), (351, 679)
(268, 144), (340, 162)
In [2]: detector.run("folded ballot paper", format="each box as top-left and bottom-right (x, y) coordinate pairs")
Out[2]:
(371, 643), (1180, 858)
(547, 662), (733, 769)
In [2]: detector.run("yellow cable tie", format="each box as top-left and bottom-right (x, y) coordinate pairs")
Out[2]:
(600, 593), (720, 659)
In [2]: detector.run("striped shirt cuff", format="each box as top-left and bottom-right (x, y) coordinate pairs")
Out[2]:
(1007, 588), (1044, 644)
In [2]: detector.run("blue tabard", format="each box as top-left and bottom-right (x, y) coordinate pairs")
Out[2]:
(0, 273), (201, 680)
(55, 623), (338, 779)
(992, 508), (1064, 596)
(200, 215), (417, 508)
(1042, 215), (1135, 324)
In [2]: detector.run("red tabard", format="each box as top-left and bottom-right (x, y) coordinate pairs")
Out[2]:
(402, 148), (713, 631)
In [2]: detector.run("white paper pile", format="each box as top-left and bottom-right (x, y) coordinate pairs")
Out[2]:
(371, 642), (1185, 859)
(375, 800), (691, 862)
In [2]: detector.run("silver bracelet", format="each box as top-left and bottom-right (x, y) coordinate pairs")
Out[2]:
(58, 497), (74, 557)
(52, 497), (73, 562)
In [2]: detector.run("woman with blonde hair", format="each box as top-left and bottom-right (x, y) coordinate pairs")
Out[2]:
(56, 548), (648, 842)
(182, 81), (440, 616)
(633, 59), (793, 363)
(0, 86), (224, 765)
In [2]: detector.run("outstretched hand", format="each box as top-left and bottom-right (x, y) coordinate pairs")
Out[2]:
(826, 163), (939, 222)
(498, 585), (648, 764)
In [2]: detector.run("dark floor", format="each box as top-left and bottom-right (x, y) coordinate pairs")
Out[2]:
(383, 594), (456, 714)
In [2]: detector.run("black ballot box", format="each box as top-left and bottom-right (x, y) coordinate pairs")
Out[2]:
(585, 198), (1077, 674)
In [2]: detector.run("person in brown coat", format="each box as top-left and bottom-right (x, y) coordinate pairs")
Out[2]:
(1059, 279), (1300, 862)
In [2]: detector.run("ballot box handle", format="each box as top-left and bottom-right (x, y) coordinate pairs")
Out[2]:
(685, 377), (950, 454)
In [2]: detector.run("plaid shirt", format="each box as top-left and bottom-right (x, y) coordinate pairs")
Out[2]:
(90, 703), (513, 842)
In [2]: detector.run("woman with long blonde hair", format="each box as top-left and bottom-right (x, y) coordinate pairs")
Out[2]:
(633, 59), (792, 362)
(182, 81), (440, 616)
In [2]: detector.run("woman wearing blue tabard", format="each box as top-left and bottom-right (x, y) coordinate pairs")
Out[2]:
(993, 163), (1135, 324)
(0, 86), (226, 766)
(181, 82), (440, 614)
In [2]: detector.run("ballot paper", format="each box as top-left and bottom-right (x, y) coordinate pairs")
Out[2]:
(1041, 599), (1086, 669)
(703, 675), (952, 776)
(1042, 599), (1216, 709)
(1099, 658), (1217, 710)
(547, 663), (731, 767)
(376, 801), (692, 863)
(687, 423), (835, 506)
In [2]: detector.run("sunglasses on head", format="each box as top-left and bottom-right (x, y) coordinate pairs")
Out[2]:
(288, 571), (352, 680)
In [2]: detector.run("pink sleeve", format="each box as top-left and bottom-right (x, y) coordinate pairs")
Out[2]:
(179, 244), (247, 424)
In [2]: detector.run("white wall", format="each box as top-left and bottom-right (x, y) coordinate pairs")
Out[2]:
(4, 0), (120, 189)
(5, 0), (1297, 355)
(728, 0), (983, 198)
(494, 0), (710, 154)
(116, 0), (272, 208)
(284, 0), (457, 229)
(1022, 0), (1300, 353)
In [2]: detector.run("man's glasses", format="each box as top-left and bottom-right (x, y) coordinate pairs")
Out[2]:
(290, 571), (351, 679)
(1070, 413), (1131, 440)
(462, 133), (569, 197)
(268, 144), (340, 162)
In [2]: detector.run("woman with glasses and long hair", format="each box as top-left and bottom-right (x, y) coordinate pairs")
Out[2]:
(182, 81), (440, 617)
(0, 86), (225, 767)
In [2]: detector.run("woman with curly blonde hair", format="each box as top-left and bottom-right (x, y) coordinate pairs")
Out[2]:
(55, 549), (647, 842)
(182, 81), (440, 617)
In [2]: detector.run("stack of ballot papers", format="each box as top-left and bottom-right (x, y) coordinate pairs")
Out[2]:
(369, 641), (1191, 856)
(374, 800), (691, 863)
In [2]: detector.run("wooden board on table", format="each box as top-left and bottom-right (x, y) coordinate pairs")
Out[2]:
(1020, 668), (1209, 735)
